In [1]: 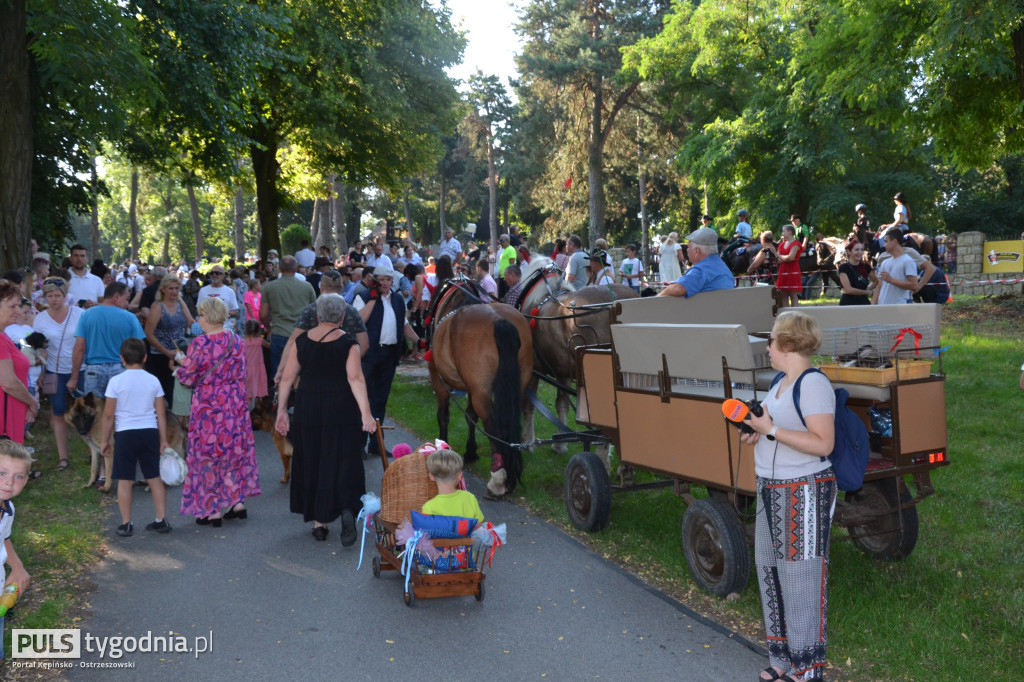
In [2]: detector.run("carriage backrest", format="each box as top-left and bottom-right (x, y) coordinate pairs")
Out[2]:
(613, 286), (777, 335)
(611, 323), (758, 385)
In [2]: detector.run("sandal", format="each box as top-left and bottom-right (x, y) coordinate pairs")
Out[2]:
(57, 460), (69, 471)
(759, 668), (797, 682)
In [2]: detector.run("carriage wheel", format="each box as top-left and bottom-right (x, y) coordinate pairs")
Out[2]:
(403, 588), (415, 607)
(847, 479), (919, 560)
(372, 556), (381, 578)
(681, 498), (750, 596)
(564, 451), (612, 532)
(475, 581), (485, 602)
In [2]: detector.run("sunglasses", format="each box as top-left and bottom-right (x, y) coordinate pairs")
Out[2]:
(768, 336), (776, 347)
(210, 271), (225, 276)
(43, 277), (66, 286)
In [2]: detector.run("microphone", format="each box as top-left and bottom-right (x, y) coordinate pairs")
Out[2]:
(722, 398), (763, 435)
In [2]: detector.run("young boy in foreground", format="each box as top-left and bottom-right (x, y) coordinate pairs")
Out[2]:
(0, 440), (33, 659)
(100, 338), (171, 537)
(422, 450), (484, 523)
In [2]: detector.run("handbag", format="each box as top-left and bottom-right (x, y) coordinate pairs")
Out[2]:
(41, 309), (71, 395)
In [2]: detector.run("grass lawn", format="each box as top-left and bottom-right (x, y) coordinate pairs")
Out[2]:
(388, 295), (1023, 681)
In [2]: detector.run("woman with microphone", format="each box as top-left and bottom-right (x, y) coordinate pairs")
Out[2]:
(741, 311), (836, 682)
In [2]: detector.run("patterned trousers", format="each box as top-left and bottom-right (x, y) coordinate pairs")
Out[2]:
(755, 469), (838, 679)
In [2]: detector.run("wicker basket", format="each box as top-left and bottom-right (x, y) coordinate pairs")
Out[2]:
(380, 454), (438, 525)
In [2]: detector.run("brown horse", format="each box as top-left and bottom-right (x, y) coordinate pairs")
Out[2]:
(516, 256), (637, 462)
(426, 277), (534, 497)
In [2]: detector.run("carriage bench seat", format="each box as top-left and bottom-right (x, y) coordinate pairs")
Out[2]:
(611, 323), (762, 402)
(614, 285), (777, 334)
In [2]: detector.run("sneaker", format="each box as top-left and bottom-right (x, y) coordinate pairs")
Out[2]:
(145, 519), (172, 534)
(116, 522), (133, 537)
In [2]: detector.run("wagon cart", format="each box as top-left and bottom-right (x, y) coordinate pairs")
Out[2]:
(370, 443), (486, 606)
(568, 286), (950, 595)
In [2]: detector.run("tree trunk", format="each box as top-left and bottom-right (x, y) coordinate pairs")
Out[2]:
(90, 159), (100, 259)
(163, 181), (174, 265)
(129, 169), (140, 261)
(0, 0), (31, 272)
(317, 193), (330, 252)
(639, 166), (649, 271)
(345, 185), (360, 247)
(487, 131), (499, 257)
(309, 198), (322, 247)
(587, 72), (605, 248)
(333, 177), (347, 254)
(439, 172), (448, 243)
(403, 186), (415, 242)
(161, 232), (170, 266)
(234, 185), (245, 261)
(186, 181), (204, 263)
(250, 137), (282, 260)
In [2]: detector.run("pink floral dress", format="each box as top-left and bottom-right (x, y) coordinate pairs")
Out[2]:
(176, 331), (260, 517)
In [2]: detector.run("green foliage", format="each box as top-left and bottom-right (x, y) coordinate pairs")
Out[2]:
(280, 223), (310, 256)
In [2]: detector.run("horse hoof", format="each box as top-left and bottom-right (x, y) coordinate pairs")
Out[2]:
(552, 442), (568, 455)
(486, 469), (507, 498)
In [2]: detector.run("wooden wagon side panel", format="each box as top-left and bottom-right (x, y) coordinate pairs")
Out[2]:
(894, 379), (948, 457)
(577, 349), (617, 428)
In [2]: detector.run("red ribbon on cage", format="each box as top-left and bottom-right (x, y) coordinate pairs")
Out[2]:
(479, 522), (503, 569)
(889, 327), (922, 356)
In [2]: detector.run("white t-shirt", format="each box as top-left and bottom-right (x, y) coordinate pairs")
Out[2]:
(755, 370), (836, 480)
(876, 252), (917, 305)
(0, 499), (14, 567)
(67, 270), (105, 304)
(196, 285), (240, 313)
(353, 292), (399, 344)
(295, 247), (316, 268)
(735, 221), (753, 240)
(619, 257), (642, 283)
(105, 368), (164, 432)
(34, 306), (84, 373)
(894, 204), (909, 228)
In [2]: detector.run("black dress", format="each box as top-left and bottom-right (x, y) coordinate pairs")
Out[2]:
(289, 330), (366, 523)
(838, 262), (872, 306)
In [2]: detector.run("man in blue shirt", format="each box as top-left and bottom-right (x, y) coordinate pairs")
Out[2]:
(658, 227), (735, 298)
(721, 209), (753, 261)
(67, 281), (146, 397)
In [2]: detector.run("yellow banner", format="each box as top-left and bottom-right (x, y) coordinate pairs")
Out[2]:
(982, 240), (1024, 274)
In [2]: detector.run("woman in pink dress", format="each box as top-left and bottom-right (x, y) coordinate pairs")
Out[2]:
(775, 224), (804, 307)
(242, 319), (268, 405)
(175, 297), (260, 527)
(0, 280), (37, 443)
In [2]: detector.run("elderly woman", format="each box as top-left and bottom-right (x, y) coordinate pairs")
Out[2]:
(145, 274), (196, 400)
(175, 297), (260, 527)
(742, 311), (836, 682)
(32, 277), (84, 468)
(276, 294), (375, 544)
(0, 280), (39, 444)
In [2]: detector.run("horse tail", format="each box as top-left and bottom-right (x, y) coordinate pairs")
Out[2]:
(490, 318), (524, 492)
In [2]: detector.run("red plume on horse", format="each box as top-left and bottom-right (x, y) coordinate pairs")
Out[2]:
(425, 276), (533, 497)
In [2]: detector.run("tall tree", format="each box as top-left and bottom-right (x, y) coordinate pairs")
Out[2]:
(517, 0), (669, 246)
(466, 73), (513, 255)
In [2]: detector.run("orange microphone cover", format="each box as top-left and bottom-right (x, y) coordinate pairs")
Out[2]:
(722, 399), (750, 422)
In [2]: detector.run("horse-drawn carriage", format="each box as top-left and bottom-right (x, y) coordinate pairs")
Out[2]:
(568, 286), (949, 594)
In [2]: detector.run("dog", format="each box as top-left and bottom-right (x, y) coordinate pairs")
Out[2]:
(65, 394), (114, 492)
(250, 396), (292, 483)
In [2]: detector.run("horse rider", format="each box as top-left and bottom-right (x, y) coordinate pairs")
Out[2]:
(720, 209), (753, 261)
(658, 227), (735, 298)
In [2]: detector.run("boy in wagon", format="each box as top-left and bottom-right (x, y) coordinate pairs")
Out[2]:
(423, 449), (484, 524)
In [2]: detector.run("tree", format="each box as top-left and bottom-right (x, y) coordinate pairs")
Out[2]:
(517, 0), (670, 246)
(466, 74), (513, 255)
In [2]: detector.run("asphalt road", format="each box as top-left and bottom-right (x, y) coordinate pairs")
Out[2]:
(65, 418), (766, 681)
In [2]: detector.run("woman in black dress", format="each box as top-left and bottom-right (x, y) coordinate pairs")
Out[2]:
(837, 239), (877, 306)
(275, 294), (376, 544)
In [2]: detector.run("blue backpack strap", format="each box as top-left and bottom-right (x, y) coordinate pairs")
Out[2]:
(781, 367), (829, 462)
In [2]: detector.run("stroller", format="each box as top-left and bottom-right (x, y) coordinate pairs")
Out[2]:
(369, 440), (490, 606)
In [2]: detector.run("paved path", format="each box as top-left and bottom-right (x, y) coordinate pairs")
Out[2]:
(68, 419), (766, 680)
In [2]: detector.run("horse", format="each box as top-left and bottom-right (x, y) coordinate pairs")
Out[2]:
(516, 256), (638, 466)
(425, 276), (534, 497)
(868, 231), (937, 265)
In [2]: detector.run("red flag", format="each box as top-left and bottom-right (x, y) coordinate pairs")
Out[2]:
(564, 175), (572, 189)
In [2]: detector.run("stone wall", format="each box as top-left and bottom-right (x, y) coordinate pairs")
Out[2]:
(950, 231), (1024, 296)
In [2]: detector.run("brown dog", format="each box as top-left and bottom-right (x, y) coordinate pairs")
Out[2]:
(64, 394), (114, 492)
(250, 396), (292, 483)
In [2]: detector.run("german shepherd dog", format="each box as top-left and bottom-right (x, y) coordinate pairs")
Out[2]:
(66, 394), (187, 491)
(250, 396), (292, 483)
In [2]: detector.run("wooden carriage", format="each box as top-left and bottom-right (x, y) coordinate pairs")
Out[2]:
(568, 286), (949, 595)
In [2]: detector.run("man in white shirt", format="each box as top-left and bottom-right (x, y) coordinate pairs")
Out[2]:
(66, 244), (105, 308)
(295, 240), (316, 269)
(564, 235), (589, 290)
(365, 241), (388, 268)
(196, 266), (239, 318)
(873, 228), (919, 305)
(439, 228), (462, 264)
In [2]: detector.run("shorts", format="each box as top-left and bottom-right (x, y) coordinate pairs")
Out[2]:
(112, 428), (161, 481)
(80, 363), (125, 398)
(45, 372), (75, 416)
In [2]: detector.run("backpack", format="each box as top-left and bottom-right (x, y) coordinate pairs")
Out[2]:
(769, 368), (870, 492)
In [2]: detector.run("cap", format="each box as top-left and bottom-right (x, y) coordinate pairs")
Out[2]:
(685, 227), (720, 247)
(588, 250), (607, 263)
(32, 252), (50, 263)
(372, 261), (398, 279)
(268, 249), (279, 256)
